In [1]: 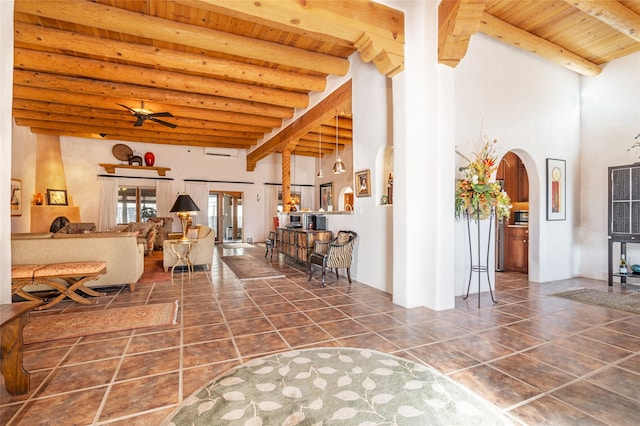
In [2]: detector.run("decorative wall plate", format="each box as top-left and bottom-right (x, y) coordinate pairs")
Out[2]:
(112, 144), (133, 161)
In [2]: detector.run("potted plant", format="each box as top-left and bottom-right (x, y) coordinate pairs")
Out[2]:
(455, 136), (512, 221)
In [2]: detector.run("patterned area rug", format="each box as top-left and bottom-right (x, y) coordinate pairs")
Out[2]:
(552, 288), (640, 314)
(220, 254), (285, 281)
(163, 348), (512, 425)
(23, 302), (178, 344)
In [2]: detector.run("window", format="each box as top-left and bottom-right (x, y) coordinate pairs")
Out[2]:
(117, 186), (156, 223)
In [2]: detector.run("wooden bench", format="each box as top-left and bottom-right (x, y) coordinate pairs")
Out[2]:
(11, 261), (107, 310)
(1, 301), (41, 395)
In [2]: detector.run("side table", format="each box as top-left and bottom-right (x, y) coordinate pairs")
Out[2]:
(168, 239), (196, 279)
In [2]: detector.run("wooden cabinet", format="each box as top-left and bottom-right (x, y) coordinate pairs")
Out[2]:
(498, 152), (529, 204)
(607, 164), (640, 285)
(277, 228), (332, 264)
(505, 226), (528, 273)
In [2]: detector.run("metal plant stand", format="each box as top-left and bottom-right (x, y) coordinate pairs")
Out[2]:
(464, 208), (497, 308)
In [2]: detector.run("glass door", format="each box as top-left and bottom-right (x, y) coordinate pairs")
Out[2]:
(209, 191), (243, 243)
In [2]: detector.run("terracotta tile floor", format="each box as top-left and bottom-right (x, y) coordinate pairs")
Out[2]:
(2, 245), (640, 425)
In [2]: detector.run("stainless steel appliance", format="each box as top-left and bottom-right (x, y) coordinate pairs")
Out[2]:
(514, 210), (529, 225)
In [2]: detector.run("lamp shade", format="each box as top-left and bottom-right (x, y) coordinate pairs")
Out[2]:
(170, 194), (200, 213)
(332, 156), (346, 174)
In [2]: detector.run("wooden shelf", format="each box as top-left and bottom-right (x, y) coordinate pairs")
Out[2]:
(99, 163), (171, 176)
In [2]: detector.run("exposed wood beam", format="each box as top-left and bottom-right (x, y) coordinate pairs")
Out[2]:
(198, 0), (405, 77)
(479, 12), (602, 76)
(14, 49), (310, 109)
(27, 128), (253, 149)
(14, 0), (349, 76)
(438, 0), (487, 67)
(14, 22), (326, 93)
(564, 0), (640, 42)
(13, 70), (294, 119)
(12, 99), (272, 133)
(11, 110), (264, 140)
(13, 86), (283, 128)
(14, 118), (257, 146)
(246, 80), (352, 171)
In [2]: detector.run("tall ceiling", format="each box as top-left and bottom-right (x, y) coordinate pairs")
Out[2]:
(12, 1), (640, 169)
(12, 0), (404, 170)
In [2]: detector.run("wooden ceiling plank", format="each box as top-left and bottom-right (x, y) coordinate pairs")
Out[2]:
(479, 11), (602, 76)
(13, 86), (283, 128)
(14, 22), (326, 92)
(246, 80), (352, 171)
(13, 70), (295, 119)
(14, 48), (309, 109)
(14, 0), (350, 76)
(565, 0), (640, 42)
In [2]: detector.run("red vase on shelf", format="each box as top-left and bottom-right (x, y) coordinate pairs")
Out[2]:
(144, 152), (155, 166)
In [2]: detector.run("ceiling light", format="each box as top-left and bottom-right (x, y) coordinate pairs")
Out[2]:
(332, 115), (346, 174)
(317, 125), (323, 178)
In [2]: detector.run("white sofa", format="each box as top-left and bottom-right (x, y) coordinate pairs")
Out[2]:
(11, 232), (144, 291)
(163, 226), (215, 272)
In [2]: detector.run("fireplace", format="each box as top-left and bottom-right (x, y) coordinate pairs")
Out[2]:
(49, 217), (70, 233)
(30, 134), (82, 232)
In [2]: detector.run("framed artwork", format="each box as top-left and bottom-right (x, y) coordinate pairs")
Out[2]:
(10, 178), (21, 216)
(546, 158), (566, 221)
(355, 169), (371, 197)
(320, 182), (333, 211)
(47, 189), (68, 206)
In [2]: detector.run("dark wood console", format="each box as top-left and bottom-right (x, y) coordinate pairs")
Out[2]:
(277, 228), (332, 264)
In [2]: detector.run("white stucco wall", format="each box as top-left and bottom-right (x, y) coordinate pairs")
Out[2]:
(452, 34), (581, 292)
(579, 52), (640, 281)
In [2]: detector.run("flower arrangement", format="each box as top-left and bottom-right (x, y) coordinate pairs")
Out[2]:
(455, 137), (512, 221)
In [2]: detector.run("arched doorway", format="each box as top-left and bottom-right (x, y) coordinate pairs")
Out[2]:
(496, 151), (530, 275)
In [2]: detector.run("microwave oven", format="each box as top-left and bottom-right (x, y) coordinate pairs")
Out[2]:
(514, 210), (528, 225)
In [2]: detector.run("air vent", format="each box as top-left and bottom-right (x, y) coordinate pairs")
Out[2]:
(204, 147), (237, 158)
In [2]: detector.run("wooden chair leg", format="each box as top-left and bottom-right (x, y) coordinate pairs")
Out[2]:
(321, 258), (327, 287)
(308, 261), (314, 281)
(346, 267), (352, 283)
(335, 269), (339, 279)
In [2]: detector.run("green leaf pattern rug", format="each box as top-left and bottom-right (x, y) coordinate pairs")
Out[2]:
(164, 347), (511, 425)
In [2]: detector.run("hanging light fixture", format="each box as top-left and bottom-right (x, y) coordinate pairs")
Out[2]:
(316, 125), (323, 178)
(332, 115), (346, 174)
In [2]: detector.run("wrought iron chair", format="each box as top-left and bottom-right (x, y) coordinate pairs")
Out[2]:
(308, 230), (357, 287)
(265, 231), (277, 261)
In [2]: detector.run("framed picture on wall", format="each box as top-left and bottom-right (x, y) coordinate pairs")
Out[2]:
(320, 182), (333, 211)
(546, 158), (566, 221)
(10, 178), (21, 216)
(355, 169), (371, 197)
(47, 189), (68, 206)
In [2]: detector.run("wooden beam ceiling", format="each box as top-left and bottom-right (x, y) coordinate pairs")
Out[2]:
(438, 0), (640, 76)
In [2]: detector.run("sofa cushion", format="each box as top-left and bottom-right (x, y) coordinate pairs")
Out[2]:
(126, 222), (154, 237)
(57, 223), (97, 234)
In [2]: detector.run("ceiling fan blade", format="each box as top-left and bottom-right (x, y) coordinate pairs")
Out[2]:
(149, 111), (173, 118)
(149, 117), (178, 128)
(117, 103), (136, 114)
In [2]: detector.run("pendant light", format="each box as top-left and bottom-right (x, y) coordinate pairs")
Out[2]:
(332, 115), (346, 174)
(316, 125), (323, 178)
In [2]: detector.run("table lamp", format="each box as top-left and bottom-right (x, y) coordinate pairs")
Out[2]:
(170, 194), (200, 240)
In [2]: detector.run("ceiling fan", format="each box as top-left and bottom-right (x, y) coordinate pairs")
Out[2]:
(117, 100), (177, 128)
